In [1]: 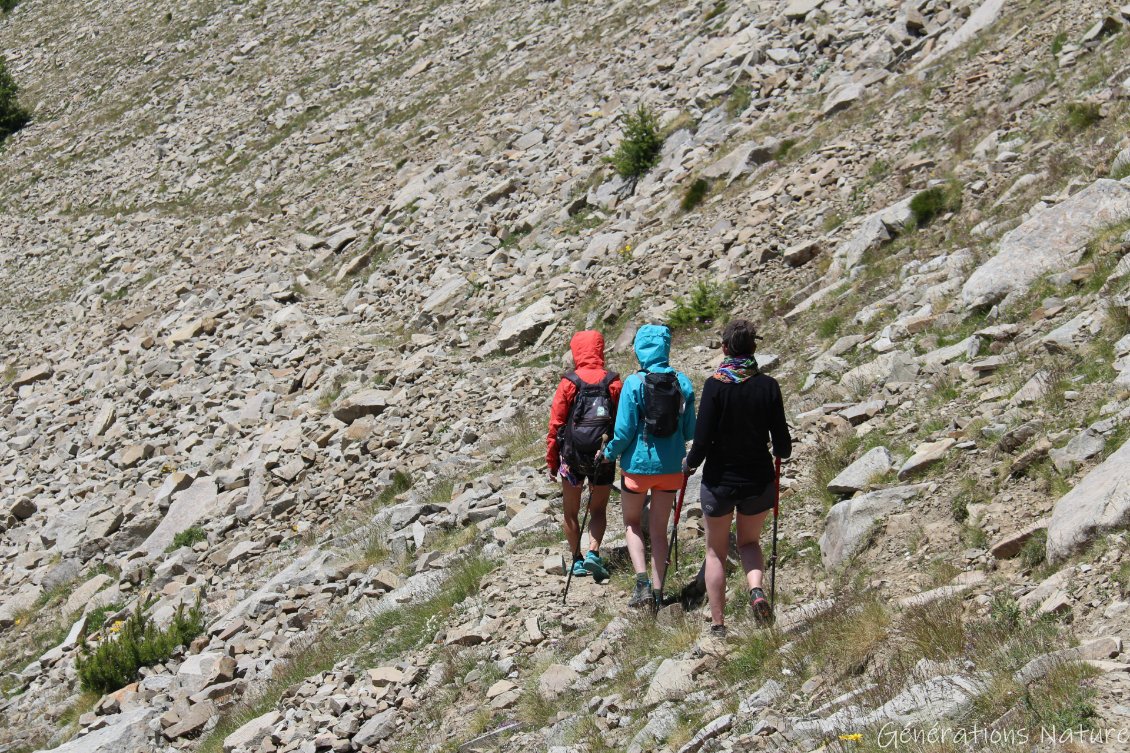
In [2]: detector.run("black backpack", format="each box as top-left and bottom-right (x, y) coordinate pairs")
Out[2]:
(639, 370), (683, 438)
(559, 371), (618, 469)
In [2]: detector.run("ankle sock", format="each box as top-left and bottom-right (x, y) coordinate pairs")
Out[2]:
(635, 572), (648, 584)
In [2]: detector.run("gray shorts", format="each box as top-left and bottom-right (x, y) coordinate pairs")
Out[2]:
(700, 481), (775, 518)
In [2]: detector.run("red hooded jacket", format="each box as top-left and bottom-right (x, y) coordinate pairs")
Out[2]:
(546, 331), (623, 474)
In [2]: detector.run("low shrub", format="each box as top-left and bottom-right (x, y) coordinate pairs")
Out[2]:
(0, 0), (19, 14)
(667, 281), (732, 330)
(1018, 529), (1047, 570)
(1063, 102), (1101, 132)
(610, 105), (664, 180)
(77, 596), (205, 694)
(167, 525), (207, 552)
(85, 602), (125, 633)
(725, 85), (751, 118)
(680, 178), (710, 212)
(1050, 31), (1067, 56)
(0, 55), (31, 143)
(909, 183), (962, 228)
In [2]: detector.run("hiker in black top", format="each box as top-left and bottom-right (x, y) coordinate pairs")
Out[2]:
(683, 319), (792, 632)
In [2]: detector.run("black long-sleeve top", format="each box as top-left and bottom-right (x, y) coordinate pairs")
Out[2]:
(685, 372), (792, 490)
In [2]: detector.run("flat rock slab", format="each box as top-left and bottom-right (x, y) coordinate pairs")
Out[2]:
(1046, 437), (1130, 562)
(962, 179), (1130, 308)
(897, 438), (955, 480)
(140, 476), (220, 557)
(820, 485), (929, 569)
(496, 297), (555, 353)
(990, 520), (1048, 559)
(538, 663), (579, 700)
(34, 708), (155, 753)
(828, 446), (893, 494)
(643, 658), (703, 706)
(224, 710), (281, 753)
(1049, 429), (1105, 473)
(332, 389), (390, 424)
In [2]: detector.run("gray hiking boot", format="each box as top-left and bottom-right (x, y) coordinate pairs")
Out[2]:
(628, 578), (653, 609)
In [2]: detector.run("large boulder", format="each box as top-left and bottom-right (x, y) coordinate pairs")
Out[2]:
(827, 446), (893, 494)
(962, 179), (1130, 308)
(140, 476), (221, 557)
(332, 389), (390, 424)
(496, 297), (556, 353)
(33, 708), (155, 753)
(1046, 438), (1130, 562)
(819, 485), (928, 569)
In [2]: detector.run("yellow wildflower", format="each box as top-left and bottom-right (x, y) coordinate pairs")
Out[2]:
(839, 733), (863, 742)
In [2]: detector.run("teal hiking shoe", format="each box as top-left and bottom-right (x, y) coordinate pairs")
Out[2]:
(583, 552), (609, 583)
(571, 558), (590, 577)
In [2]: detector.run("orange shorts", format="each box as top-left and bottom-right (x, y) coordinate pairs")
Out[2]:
(621, 471), (684, 495)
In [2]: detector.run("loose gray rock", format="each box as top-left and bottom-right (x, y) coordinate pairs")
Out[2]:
(820, 485), (929, 569)
(1046, 438), (1130, 562)
(827, 446), (893, 494)
(962, 179), (1130, 308)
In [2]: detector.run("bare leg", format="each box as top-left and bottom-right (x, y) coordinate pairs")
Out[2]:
(736, 510), (771, 590)
(648, 490), (676, 590)
(587, 485), (611, 553)
(704, 510), (734, 626)
(621, 490), (648, 575)
(561, 480), (584, 559)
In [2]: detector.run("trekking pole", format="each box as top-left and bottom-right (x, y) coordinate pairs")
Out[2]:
(562, 480), (594, 606)
(769, 456), (782, 612)
(658, 472), (689, 608)
(562, 436), (609, 606)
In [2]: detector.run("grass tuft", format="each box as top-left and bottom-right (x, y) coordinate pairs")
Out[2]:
(680, 178), (710, 212)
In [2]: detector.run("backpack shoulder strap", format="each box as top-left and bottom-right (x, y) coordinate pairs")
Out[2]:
(598, 371), (619, 390)
(563, 371), (583, 390)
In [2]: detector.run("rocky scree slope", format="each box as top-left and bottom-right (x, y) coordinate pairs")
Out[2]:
(2, 0), (1130, 751)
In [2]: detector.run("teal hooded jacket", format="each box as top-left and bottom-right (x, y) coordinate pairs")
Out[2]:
(602, 325), (696, 475)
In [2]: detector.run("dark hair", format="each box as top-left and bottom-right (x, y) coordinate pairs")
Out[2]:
(721, 319), (758, 356)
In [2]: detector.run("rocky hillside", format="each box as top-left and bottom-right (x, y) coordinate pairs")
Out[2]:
(2, 0), (1130, 751)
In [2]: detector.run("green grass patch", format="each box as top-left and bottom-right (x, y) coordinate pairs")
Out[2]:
(680, 178), (710, 212)
(1063, 102), (1102, 132)
(909, 183), (962, 228)
(364, 554), (493, 661)
(1018, 529), (1047, 570)
(725, 85), (751, 118)
(166, 525), (207, 552)
(1050, 31), (1067, 56)
(373, 470), (413, 510)
(817, 314), (842, 340)
(86, 602), (125, 633)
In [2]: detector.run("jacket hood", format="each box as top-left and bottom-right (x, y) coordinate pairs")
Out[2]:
(634, 324), (671, 371)
(570, 330), (606, 371)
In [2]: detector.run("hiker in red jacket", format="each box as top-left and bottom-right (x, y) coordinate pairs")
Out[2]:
(547, 331), (622, 583)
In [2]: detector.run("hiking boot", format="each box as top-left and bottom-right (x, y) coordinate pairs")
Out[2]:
(628, 578), (654, 609)
(750, 587), (773, 625)
(571, 558), (590, 578)
(583, 552), (609, 583)
(693, 623), (729, 658)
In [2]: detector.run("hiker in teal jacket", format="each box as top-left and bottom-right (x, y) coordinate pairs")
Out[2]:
(601, 324), (696, 608)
